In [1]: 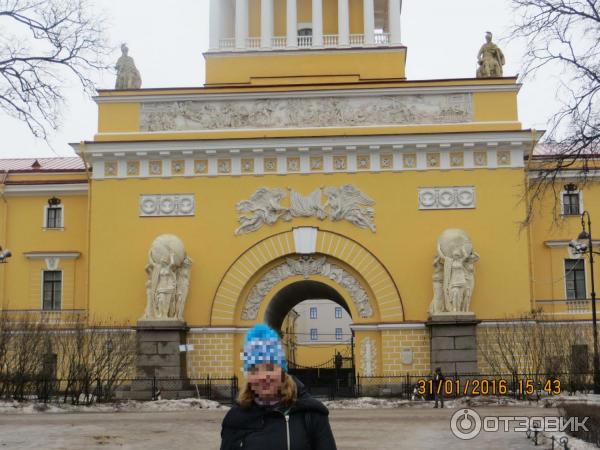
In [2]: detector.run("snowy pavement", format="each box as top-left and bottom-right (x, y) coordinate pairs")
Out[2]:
(0, 397), (598, 449)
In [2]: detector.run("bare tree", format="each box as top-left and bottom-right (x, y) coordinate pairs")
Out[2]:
(479, 312), (595, 392)
(510, 0), (600, 219)
(0, 0), (111, 139)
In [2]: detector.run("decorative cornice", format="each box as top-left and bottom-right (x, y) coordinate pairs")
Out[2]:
(3, 183), (88, 197)
(94, 84), (521, 104)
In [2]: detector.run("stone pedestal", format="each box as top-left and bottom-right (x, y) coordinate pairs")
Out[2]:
(427, 313), (481, 375)
(130, 320), (191, 400)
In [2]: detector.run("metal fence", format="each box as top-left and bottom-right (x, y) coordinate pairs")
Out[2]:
(355, 372), (596, 401)
(0, 375), (239, 405)
(0, 372), (595, 405)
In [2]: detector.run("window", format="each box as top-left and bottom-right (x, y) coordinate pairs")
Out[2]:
(565, 259), (586, 300)
(335, 307), (342, 319)
(310, 328), (318, 341)
(562, 192), (581, 216)
(310, 306), (317, 319)
(335, 328), (343, 340)
(45, 206), (63, 228)
(42, 270), (62, 310)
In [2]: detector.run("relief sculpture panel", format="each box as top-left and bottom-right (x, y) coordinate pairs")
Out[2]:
(140, 94), (473, 132)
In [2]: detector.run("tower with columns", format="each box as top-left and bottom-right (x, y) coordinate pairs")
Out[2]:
(205, 0), (406, 85)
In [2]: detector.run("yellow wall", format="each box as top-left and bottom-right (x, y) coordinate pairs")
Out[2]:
(85, 167), (530, 325)
(204, 49), (407, 85)
(295, 343), (351, 366)
(349, 0), (364, 34)
(298, 0), (311, 24)
(323, 0), (338, 34)
(249, 0), (261, 38)
(1, 191), (88, 312)
(529, 180), (600, 306)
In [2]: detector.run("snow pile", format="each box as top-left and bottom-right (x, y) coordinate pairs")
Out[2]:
(323, 394), (600, 410)
(538, 432), (597, 450)
(0, 398), (228, 414)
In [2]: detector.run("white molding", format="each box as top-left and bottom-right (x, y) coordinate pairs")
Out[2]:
(24, 252), (81, 259)
(94, 84), (521, 104)
(528, 169), (600, 180)
(544, 240), (600, 248)
(350, 323), (426, 331)
(77, 133), (535, 180)
(3, 184), (88, 197)
(77, 131), (538, 154)
(188, 327), (250, 334)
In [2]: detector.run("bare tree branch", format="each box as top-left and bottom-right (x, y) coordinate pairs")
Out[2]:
(0, 0), (111, 139)
(510, 0), (600, 222)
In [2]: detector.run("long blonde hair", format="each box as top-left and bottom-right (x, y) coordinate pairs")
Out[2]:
(237, 372), (298, 408)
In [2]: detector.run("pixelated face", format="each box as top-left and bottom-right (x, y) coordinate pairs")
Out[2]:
(247, 363), (284, 399)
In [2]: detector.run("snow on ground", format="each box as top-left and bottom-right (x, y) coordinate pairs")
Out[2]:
(1, 393), (598, 415)
(0, 398), (228, 414)
(323, 393), (600, 410)
(538, 432), (598, 450)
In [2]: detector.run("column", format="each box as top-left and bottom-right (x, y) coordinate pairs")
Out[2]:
(338, 0), (349, 47)
(235, 0), (249, 49)
(312, 0), (323, 47)
(261, 0), (274, 48)
(209, 0), (221, 50)
(287, 0), (298, 48)
(388, 0), (402, 45)
(363, 0), (375, 45)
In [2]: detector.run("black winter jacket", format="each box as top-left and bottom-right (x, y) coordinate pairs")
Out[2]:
(220, 378), (337, 450)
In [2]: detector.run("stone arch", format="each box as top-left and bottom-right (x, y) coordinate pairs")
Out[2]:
(210, 229), (404, 325)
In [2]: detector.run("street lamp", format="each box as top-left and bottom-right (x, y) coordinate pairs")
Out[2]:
(0, 246), (11, 263)
(570, 211), (600, 394)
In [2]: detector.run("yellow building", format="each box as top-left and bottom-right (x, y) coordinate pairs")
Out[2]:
(0, 0), (596, 381)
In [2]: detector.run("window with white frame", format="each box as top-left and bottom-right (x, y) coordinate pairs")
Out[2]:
(335, 307), (342, 319)
(42, 270), (62, 310)
(565, 259), (586, 300)
(45, 205), (63, 228)
(310, 306), (317, 319)
(562, 192), (581, 216)
(335, 328), (343, 340)
(310, 328), (318, 341)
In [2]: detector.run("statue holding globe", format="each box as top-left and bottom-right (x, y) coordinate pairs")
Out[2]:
(142, 235), (192, 321)
(429, 229), (480, 314)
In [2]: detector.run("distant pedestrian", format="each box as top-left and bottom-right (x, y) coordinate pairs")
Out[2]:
(433, 367), (445, 408)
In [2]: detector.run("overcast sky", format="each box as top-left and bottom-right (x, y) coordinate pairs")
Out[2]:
(0, 0), (557, 159)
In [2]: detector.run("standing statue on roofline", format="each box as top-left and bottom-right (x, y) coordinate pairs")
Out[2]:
(115, 43), (142, 89)
(476, 31), (505, 78)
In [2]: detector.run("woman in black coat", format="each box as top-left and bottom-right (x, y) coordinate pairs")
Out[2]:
(220, 324), (337, 450)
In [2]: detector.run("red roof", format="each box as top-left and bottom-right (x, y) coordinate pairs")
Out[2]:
(0, 157), (86, 173)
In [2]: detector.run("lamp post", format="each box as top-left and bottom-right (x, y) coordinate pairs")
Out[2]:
(572, 211), (600, 394)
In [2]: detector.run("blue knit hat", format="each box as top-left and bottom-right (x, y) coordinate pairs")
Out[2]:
(241, 324), (288, 372)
